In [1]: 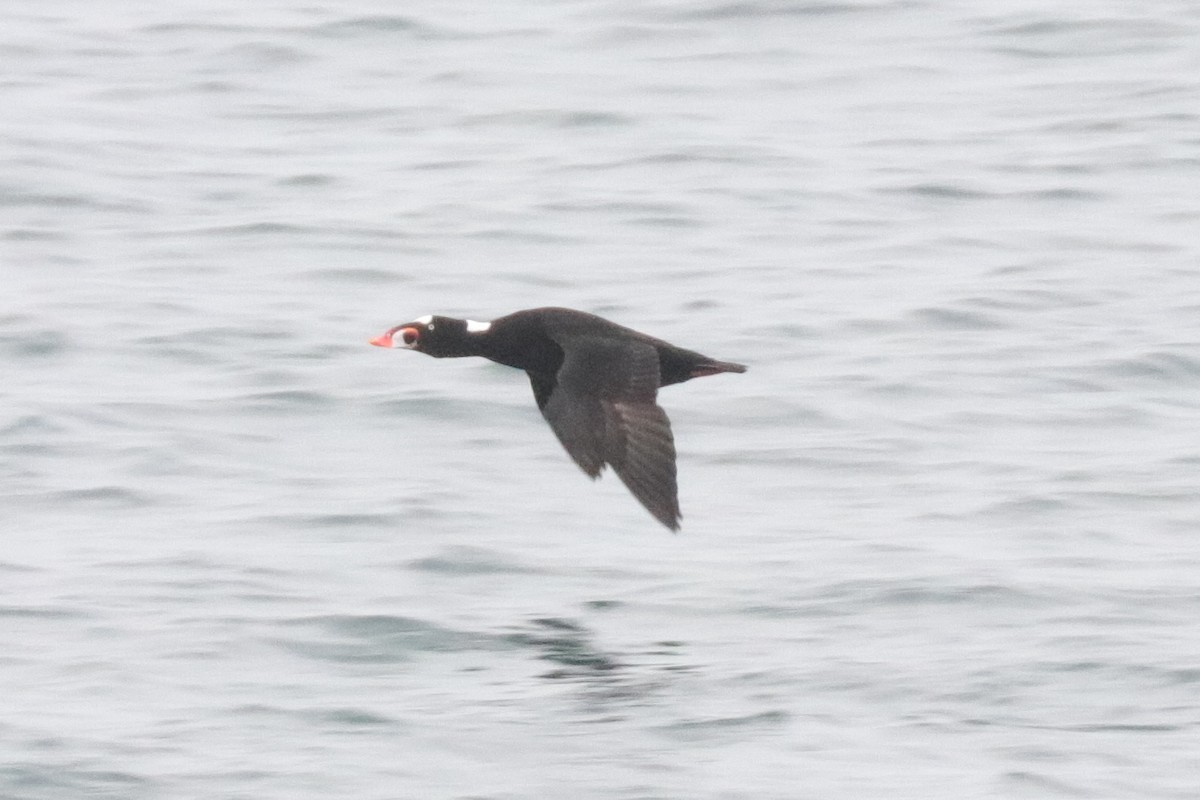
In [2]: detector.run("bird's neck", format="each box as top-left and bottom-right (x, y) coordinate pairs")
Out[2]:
(432, 320), (497, 360)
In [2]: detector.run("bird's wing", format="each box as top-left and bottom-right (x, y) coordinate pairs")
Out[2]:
(527, 370), (557, 413)
(539, 336), (680, 530)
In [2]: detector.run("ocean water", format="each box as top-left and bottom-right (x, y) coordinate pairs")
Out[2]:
(3, 1), (1200, 797)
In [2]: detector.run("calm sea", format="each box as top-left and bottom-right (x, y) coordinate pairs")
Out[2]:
(3, 1), (1199, 798)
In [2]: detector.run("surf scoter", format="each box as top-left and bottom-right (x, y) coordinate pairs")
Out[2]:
(369, 307), (746, 530)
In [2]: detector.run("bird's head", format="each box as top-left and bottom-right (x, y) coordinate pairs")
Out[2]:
(369, 315), (491, 358)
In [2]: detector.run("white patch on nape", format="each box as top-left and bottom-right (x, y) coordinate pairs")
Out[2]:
(413, 314), (434, 325)
(465, 319), (492, 333)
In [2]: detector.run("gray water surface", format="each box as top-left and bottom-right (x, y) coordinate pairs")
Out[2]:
(4, 2), (1200, 798)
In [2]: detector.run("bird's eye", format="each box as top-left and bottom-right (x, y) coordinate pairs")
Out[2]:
(402, 328), (419, 345)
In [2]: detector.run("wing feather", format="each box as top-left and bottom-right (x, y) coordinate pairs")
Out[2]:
(607, 401), (680, 530)
(537, 336), (682, 530)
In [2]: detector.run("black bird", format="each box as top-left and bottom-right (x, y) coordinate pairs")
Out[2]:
(369, 307), (746, 530)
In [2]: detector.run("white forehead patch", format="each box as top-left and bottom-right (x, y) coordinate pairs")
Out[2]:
(466, 319), (492, 333)
(413, 314), (434, 325)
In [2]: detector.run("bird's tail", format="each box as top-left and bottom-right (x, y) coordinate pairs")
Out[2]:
(690, 359), (747, 378)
